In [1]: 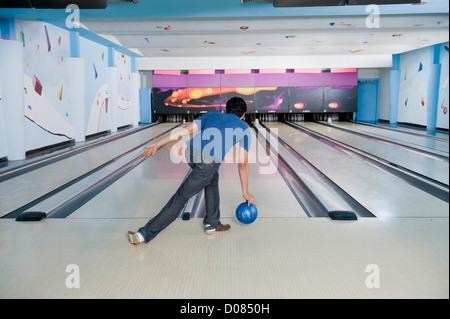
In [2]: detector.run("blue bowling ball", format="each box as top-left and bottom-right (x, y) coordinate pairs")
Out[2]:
(235, 202), (258, 224)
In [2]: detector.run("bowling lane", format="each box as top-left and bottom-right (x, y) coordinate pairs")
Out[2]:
(67, 137), (191, 219)
(333, 122), (449, 156)
(266, 122), (449, 218)
(215, 129), (307, 219)
(364, 121), (449, 140)
(68, 127), (307, 220)
(1, 124), (448, 299)
(298, 122), (449, 186)
(0, 123), (178, 217)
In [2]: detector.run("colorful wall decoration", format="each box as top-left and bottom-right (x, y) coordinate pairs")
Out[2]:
(398, 46), (430, 126)
(289, 86), (323, 113)
(151, 70), (358, 115)
(0, 82), (5, 159)
(0, 19), (141, 158)
(79, 36), (109, 136)
(437, 42), (449, 129)
(255, 87), (289, 113)
(81, 42), (136, 135)
(114, 50), (134, 127)
(16, 20), (74, 151)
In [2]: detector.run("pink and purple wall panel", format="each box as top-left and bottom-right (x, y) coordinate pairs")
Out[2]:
(153, 71), (357, 88)
(254, 73), (289, 87)
(288, 73), (323, 87)
(220, 73), (255, 87)
(187, 74), (221, 87)
(153, 74), (187, 87)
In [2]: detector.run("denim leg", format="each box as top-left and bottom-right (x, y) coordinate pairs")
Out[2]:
(203, 170), (220, 228)
(139, 162), (219, 243)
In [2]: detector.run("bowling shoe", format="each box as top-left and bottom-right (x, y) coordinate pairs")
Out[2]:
(204, 223), (231, 235)
(128, 231), (145, 245)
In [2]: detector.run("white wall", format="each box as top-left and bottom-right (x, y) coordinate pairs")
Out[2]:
(0, 80), (7, 159)
(378, 68), (391, 122)
(358, 68), (380, 79)
(137, 55), (393, 71)
(0, 40), (25, 160)
(437, 42), (449, 130)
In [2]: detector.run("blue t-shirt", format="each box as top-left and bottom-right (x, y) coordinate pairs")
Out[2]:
(187, 113), (251, 162)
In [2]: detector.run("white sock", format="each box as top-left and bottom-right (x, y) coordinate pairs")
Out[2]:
(136, 232), (145, 243)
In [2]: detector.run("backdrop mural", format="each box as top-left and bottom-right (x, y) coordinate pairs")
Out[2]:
(13, 19), (137, 153)
(152, 70), (359, 115)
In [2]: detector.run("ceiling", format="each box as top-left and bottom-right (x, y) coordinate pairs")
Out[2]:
(1, 0), (449, 67)
(86, 14), (448, 58)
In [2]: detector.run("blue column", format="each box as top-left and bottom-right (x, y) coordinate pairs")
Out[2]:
(0, 19), (16, 40)
(70, 31), (80, 58)
(426, 45), (441, 134)
(139, 89), (151, 124)
(108, 47), (115, 67)
(389, 54), (400, 126)
(131, 56), (136, 73)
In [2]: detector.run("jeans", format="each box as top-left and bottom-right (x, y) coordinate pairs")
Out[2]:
(138, 146), (221, 243)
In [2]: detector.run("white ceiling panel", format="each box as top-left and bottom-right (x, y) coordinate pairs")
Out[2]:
(82, 14), (448, 60)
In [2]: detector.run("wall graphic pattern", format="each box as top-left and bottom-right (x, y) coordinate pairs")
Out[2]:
(16, 20), (74, 151)
(114, 51), (133, 127)
(398, 47), (430, 126)
(80, 37), (109, 136)
(437, 42), (449, 129)
(12, 20), (139, 152)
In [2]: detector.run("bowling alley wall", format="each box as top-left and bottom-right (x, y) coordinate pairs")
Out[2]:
(148, 40), (448, 132)
(0, 19), (449, 163)
(396, 43), (449, 129)
(0, 19), (140, 161)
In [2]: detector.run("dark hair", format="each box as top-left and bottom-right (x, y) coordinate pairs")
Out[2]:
(226, 97), (247, 118)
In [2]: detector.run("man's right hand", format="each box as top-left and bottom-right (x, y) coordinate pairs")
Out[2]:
(243, 193), (257, 206)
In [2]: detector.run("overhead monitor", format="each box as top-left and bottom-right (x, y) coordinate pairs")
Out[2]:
(289, 87), (324, 113)
(0, 0), (32, 7)
(32, 0), (107, 8)
(152, 87), (187, 115)
(348, 0), (420, 4)
(254, 87), (290, 113)
(220, 88), (255, 114)
(323, 86), (358, 113)
(274, 0), (346, 7)
(273, 0), (421, 6)
(186, 87), (222, 114)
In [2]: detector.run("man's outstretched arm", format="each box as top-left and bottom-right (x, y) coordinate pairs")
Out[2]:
(144, 122), (198, 159)
(238, 147), (257, 206)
